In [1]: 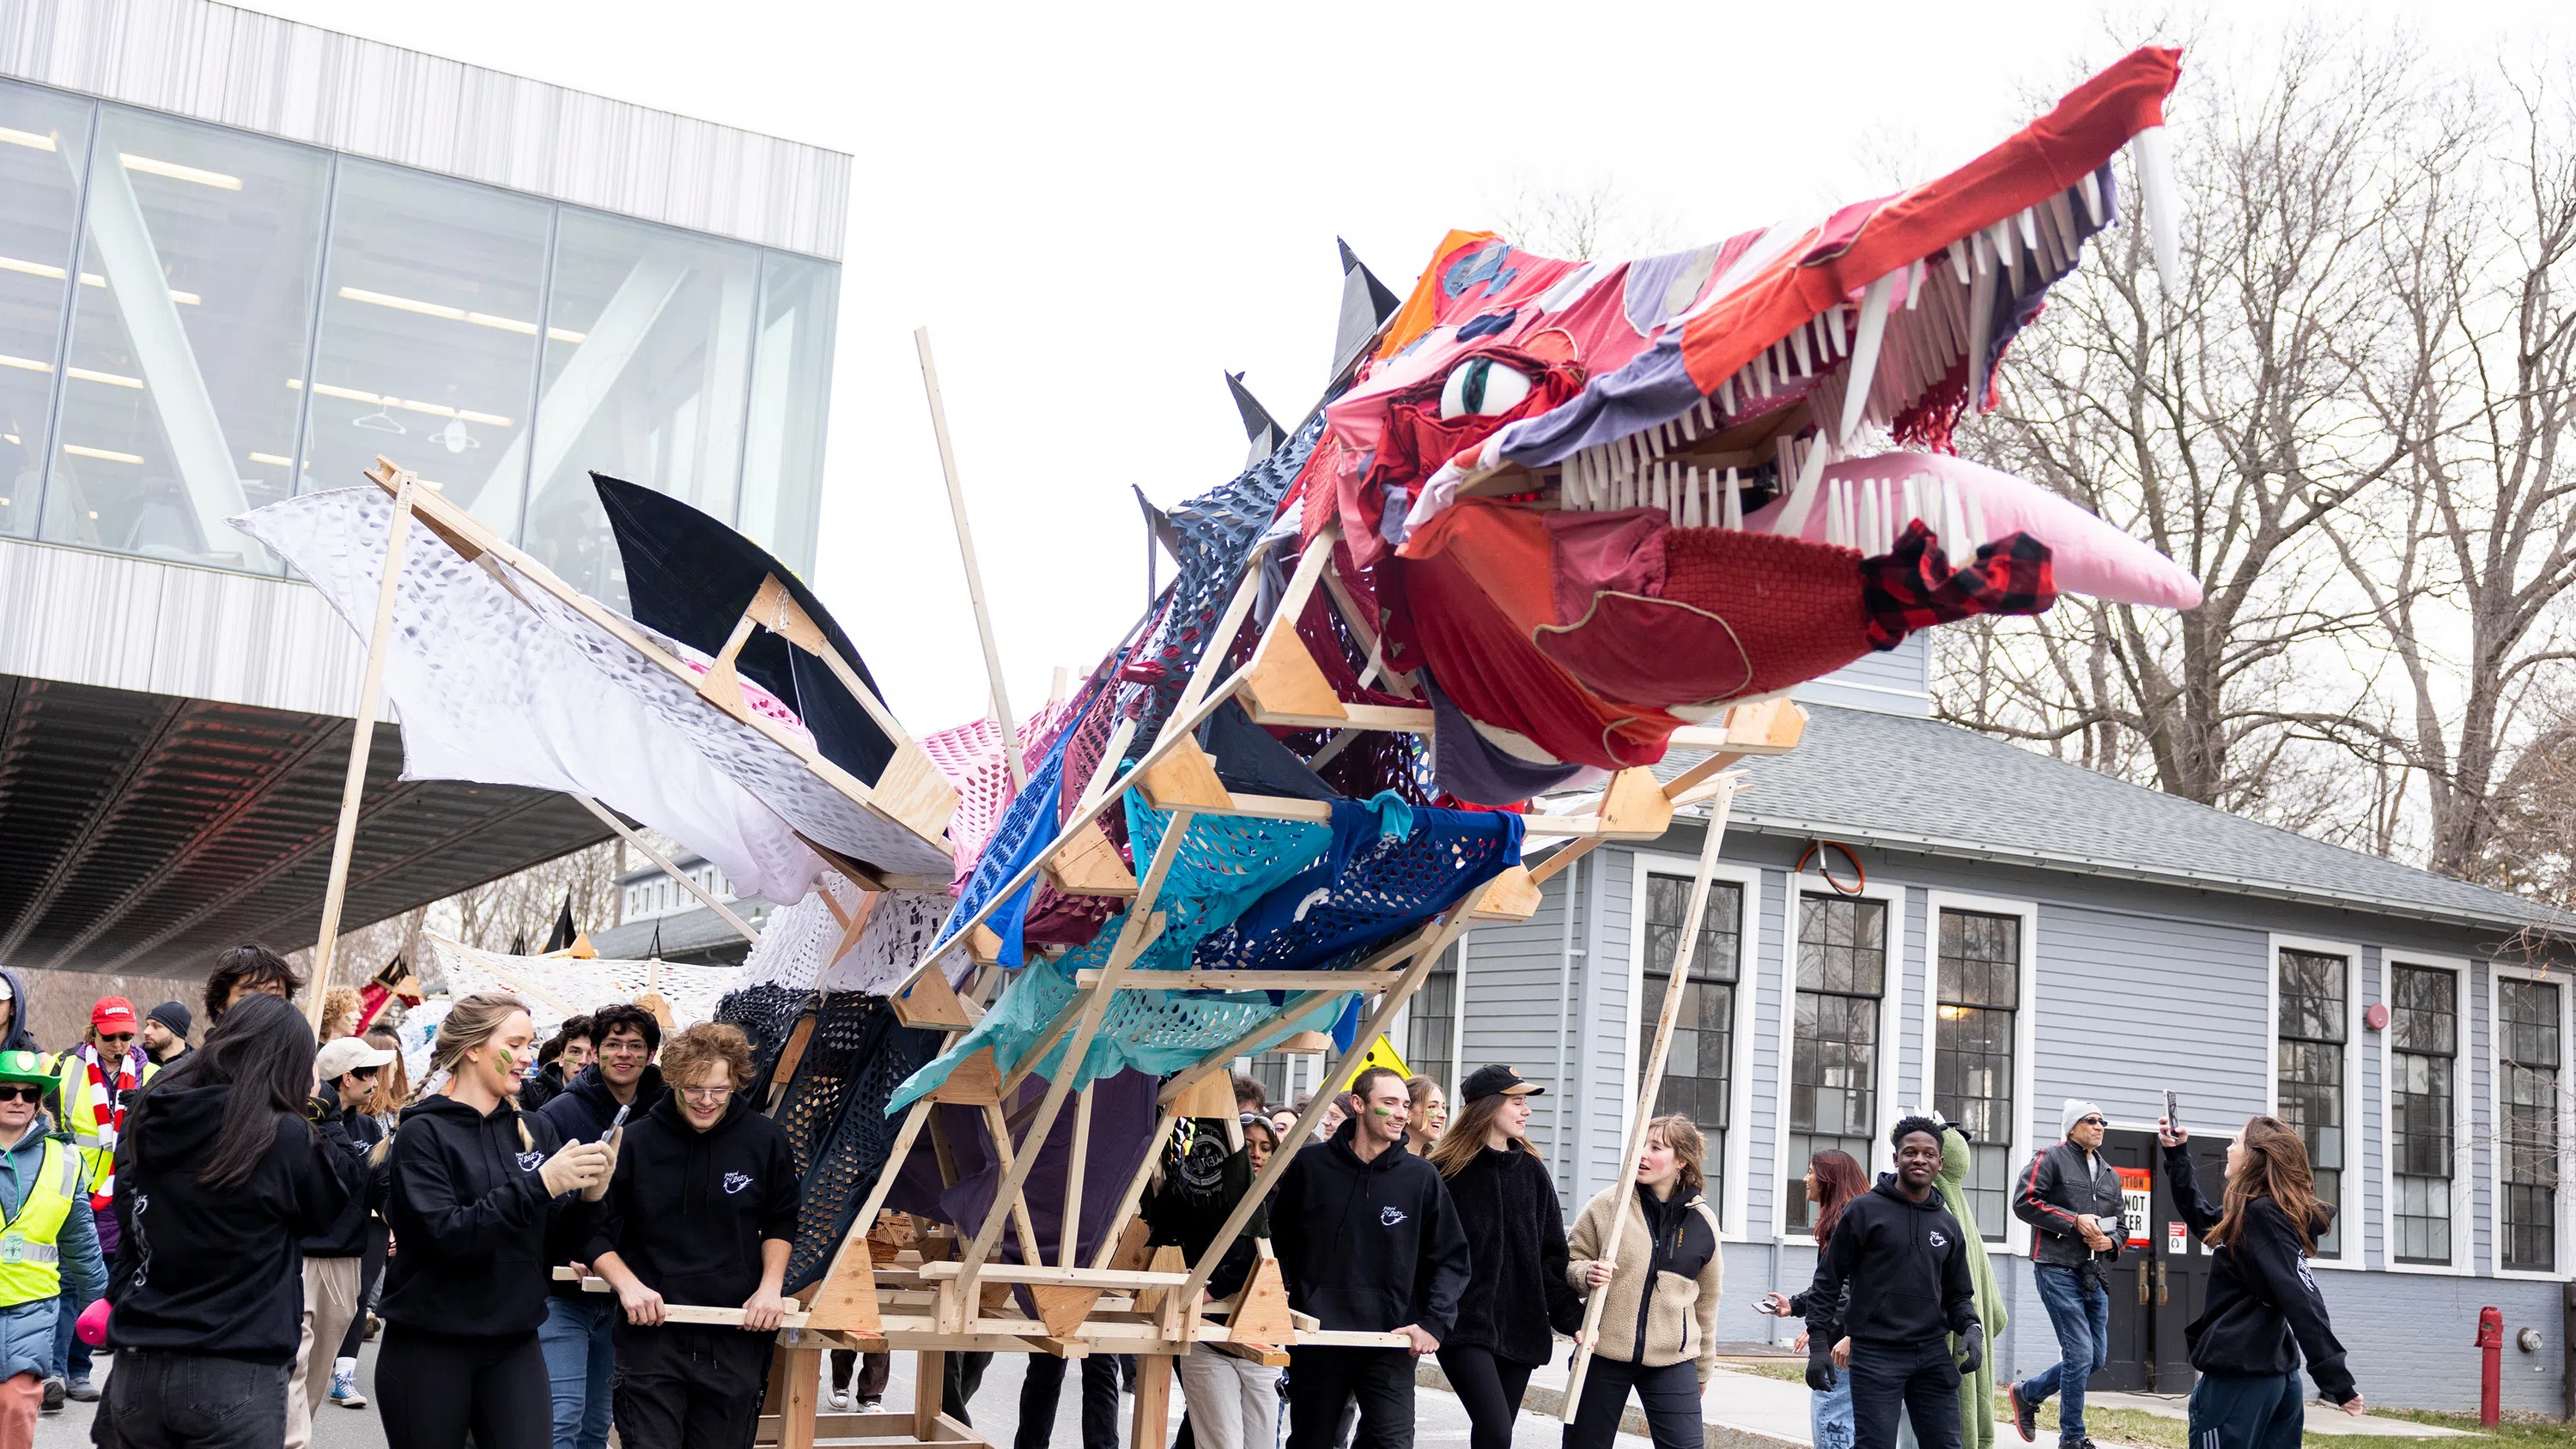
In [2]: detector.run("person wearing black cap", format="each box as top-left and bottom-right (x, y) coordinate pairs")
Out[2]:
(1421, 1065), (1580, 1449)
(1271, 1064), (1470, 1449)
(141, 1003), (192, 1068)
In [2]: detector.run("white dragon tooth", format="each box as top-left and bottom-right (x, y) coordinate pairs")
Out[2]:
(1754, 348), (1773, 396)
(2133, 124), (2183, 294)
(1991, 218), (2017, 271)
(1723, 467), (1743, 530)
(1839, 272), (1896, 446)
(1790, 324), (1814, 378)
(2080, 170), (2105, 227)
(1901, 475), (1921, 535)
(1667, 465), (1684, 525)
(1963, 483), (1990, 549)
(1681, 466), (1703, 527)
(1965, 250), (1996, 415)
(1972, 228), (1993, 276)
(1718, 376), (1737, 414)
(2050, 190), (2080, 252)
(1947, 239), (1972, 286)
(2017, 206), (2040, 255)
(1945, 477), (1975, 561)
(1905, 260), (1925, 310)
(1859, 477), (1880, 555)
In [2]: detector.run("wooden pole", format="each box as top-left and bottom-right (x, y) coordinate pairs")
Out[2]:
(306, 474), (418, 1027)
(1558, 779), (1741, 1417)
(914, 326), (1027, 791)
(1060, 1088), (1092, 1268)
(569, 794), (762, 945)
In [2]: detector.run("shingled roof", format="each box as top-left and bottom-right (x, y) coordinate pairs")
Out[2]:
(1659, 703), (2559, 935)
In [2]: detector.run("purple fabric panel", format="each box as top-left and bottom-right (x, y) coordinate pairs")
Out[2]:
(1494, 328), (1703, 468)
(889, 1070), (1160, 1270)
(1423, 670), (1585, 807)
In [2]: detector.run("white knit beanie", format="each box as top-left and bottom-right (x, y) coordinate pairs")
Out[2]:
(2061, 1099), (2105, 1138)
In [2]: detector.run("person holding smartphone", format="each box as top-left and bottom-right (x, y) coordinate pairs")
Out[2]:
(2158, 1114), (2362, 1449)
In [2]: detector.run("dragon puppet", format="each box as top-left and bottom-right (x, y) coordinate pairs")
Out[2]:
(1218, 45), (2202, 807)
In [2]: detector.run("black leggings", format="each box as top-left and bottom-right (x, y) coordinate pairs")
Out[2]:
(1438, 1345), (1537, 1449)
(337, 1222), (391, 1361)
(376, 1323), (553, 1449)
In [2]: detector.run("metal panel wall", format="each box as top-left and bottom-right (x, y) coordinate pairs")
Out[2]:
(0, 0), (848, 259)
(0, 534), (368, 716)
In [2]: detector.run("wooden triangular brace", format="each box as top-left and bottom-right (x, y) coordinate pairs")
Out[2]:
(1224, 1256), (1294, 1343)
(1467, 864), (1542, 922)
(1032, 1284), (1103, 1337)
(927, 1046), (1003, 1106)
(1104, 1215), (1153, 1271)
(1596, 767), (1676, 840)
(1169, 1071), (1235, 1120)
(1278, 1030), (1334, 1055)
(761, 1010), (817, 1113)
(1043, 819), (1139, 898)
(872, 738), (963, 844)
(804, 1246), (884, 1333)
(1135, 1245), (1189, 1314)
(1139, 737), (1233, 812)
(1236, 627), (1349, 729)
(894, 961), (975, 1028)
(1725, 696), (1807, 753)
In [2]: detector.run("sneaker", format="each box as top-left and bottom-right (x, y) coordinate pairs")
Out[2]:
(2008, 1385), (2036, 1444)
(859, 1396), (883, 1413)
(330, 1367), (368, 1409)
(65, 1378), (99, 1403)
(827, 1388), (852, 1412)
(39, 1377), (63, 1413)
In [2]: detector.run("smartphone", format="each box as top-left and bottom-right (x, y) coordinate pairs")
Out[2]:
(2162, 1089), (2180, 1133)
(607, 1103), (630, 1136)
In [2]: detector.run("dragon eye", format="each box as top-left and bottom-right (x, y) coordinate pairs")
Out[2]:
(1438, 356), (1534, 421)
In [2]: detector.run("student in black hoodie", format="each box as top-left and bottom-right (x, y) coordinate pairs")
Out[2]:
(98, 992), (365, 1449)
(1805, 1116), (1982, 1449)
(378, 993), (615, 1449)
(586, 1022), (799, 1448)
(1424, 1064), (1582, 1449)
(2159, 1113), (2361, 1449)
(1272, 1065), (1471, 1449)
(537, 1001), (665, 1449)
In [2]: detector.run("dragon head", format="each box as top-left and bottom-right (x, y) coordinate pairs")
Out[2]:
(1294, 46), (2201, 796)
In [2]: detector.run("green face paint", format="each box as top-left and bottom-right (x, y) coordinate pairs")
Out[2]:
(1370, 1106), (1394, 1117)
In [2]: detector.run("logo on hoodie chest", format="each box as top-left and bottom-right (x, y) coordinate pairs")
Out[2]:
(724, 1172), (753, 1195)
(518, 1151), (544, 1173)
(1928, 1229), (1948, 1249)
(1380, 1205), (1407, 1228)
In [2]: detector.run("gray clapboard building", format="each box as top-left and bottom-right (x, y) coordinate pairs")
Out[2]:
(1389, 634), (2567, 1415)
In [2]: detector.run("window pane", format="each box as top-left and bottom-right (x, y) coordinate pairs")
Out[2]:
(737, 251), (835, 576)
(525, 209), (760, 609)
(1936, 910), (2019, 1237)
(301, 160), (550, 533)
(1406, 945), (1456, 1082)
(2275, 949), (2348, 1255)
(1641, 878), (1741, 1228)
(2502, 979), (2561, 1271)
(0, 82), (90, 539)
(46, 107), (327, 570)
(1788, 900), (1883, 1233)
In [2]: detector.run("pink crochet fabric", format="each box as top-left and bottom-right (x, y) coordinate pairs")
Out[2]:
(921, 697), (1083, 890)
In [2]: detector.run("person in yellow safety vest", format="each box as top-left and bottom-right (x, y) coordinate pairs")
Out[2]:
(43, 997), (153, 1408)
(0, 1048), (103, 1447)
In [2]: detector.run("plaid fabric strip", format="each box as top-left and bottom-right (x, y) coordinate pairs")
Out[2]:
(1860, 521), (2054, 650)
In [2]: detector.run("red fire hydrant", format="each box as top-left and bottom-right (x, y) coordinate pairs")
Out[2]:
(2475, 1307), (2503, 1427)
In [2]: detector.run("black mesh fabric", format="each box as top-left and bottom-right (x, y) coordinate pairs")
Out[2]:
(779, 995), (940, 1292)
(715, 982), (811, 1105)
(1127, 415), (1321, 757)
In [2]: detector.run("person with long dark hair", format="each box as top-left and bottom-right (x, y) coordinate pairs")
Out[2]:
(329, 1023), (409, 1408)
(376, 993), (613, 1449)
(2159, 1114), (2361, 1449)
(1424, 1065), (1579, 1449)
(96, 992), (365, 1449)
(1562, 1114), (1724, 1449)
(1759, 1149), (1871, 1449)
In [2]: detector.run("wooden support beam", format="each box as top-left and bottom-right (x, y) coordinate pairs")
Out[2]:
(916, 327), (1027, 792)
(1138, 737), (1232, 813)
(1059, 1088), (1091, 1268)
(1072, 968), (1404, 993)
(895, 965), (977, 1030)
(1466, 865), (1542, 922)
(927, 1048), (1003, 1106)
(572, 793), (763, 945)
(1560, 776), (1741, 1416)
(1043, 820), (1139, 898)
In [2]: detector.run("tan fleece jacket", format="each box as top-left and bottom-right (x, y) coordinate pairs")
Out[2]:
(1564, 1182), (1723, 1382)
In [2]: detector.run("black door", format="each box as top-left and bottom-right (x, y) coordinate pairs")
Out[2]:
(2148, 1136), (2230, 1391)
(2090, 1131), (2156, 1390)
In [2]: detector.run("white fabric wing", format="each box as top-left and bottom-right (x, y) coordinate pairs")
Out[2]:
(233, 488), (824, 903)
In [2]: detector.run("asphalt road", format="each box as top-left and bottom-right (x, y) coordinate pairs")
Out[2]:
(37, 1339), (1565, 1449)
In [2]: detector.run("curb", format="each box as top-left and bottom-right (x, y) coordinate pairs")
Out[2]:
(1413, 1361), (1806, 1449)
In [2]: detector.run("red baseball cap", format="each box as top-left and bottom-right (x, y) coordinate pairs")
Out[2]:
(90, 997), (138, 1032)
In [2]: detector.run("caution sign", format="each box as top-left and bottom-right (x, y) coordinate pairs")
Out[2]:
(1339, 1035), (1411, 1088)
(2117, 1166), (2152, 1249)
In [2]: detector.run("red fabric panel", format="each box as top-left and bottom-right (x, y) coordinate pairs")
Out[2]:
(1678, 45), (2182, 393)
(1657, 528), (1874, 694)
(1541, 508), (1668, 625)
(1534, 591), (1755, 707)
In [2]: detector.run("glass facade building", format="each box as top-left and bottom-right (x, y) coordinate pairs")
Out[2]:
(0, 76), (835, 603)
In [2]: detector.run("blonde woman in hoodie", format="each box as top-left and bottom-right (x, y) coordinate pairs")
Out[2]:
(1562, 1114), (1722, 1449)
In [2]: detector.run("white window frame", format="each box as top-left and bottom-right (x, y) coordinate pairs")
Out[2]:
(1772, 872), (1908, 1242)
(2488, 960), (2569, 1282)
(1625, 852), (1764, 1240)
(1919, 890), (2040, 1255)
(2379, 953), (2475, 1276)
(2266, 933), (2366, 1270)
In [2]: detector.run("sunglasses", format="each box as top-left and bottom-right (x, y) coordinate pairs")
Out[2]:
(2077, 1116), (2108, 1127)
(0, 1086), (42, 1105)
(96, 1033), (135, 1047)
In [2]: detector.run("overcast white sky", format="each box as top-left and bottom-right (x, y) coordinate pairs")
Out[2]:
(244, 0), (2562, 733)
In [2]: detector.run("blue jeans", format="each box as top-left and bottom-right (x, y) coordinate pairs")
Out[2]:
(537, 1295), (615, 1449)
(51, 1276), (89, 1383)
(1812, 1368), (1856, 1449)
(2017, 1264), (2110, 1443)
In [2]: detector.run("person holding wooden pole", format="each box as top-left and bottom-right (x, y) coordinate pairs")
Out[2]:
(586, 1022), (799, 1449)
(1560, 1115), (1722, 1449)
(1271, 1064), (1468, 1449)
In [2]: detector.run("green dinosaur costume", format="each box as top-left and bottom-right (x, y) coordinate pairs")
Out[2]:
(1937, 1125), (2008, 1449)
